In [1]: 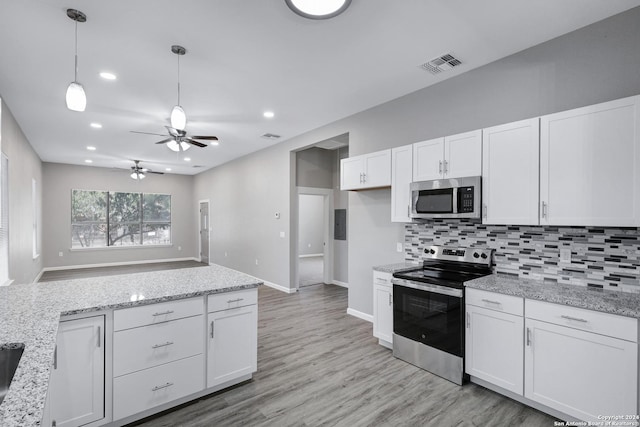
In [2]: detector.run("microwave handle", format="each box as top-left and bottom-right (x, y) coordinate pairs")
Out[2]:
(452, 187), (459, 214)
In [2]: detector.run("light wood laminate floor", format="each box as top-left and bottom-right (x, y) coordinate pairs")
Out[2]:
(132, 284), (556, 427)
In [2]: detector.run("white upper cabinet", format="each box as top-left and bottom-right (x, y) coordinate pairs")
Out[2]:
(391, 144), (413, 222)
(540, 95), (640, 227)
(340, 149), (391, 190)
(413, 130), (482, 181)
(482, 118), (540, 225)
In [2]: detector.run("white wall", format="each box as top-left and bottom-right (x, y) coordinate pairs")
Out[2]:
(0, 99), (43, 284)
(196, 7), (640, 314)
(42, 163), (197, 268)
(298, 194), (324, 256)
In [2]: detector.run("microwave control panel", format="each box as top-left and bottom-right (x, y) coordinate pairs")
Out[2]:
(458, 186), (475, 213)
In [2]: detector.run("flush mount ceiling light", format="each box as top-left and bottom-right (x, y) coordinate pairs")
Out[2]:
(285, 0), (351, 19)
(170, 45), (187, 130)
(65, 9), (87, 111)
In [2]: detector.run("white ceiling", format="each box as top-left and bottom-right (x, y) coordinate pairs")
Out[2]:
(1, 0), (639, 175)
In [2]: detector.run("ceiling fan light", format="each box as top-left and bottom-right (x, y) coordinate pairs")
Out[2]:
(66, 81), (86, 111)
(130, 171), (145, 180)
(170, 105), (186, 130)
(166, 140), (191, 152)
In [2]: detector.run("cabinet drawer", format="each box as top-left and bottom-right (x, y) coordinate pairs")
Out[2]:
(114, 297), (204, 331)
(526, 299), (637, 342)
(113, 315), (204, 377)
(113, 354), (204, 421)
(466, 288), (523, 316)
(373, 271), (393, 286)
(208, 288), (257, 313)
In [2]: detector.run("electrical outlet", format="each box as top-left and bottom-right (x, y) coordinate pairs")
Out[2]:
(178, 246), (182, 251)
(225, 251), (228, 257)
(308, 243), (312, 248)
(280, 231), (285, 238)
(397, 242), (403, 253)
(58, 251), (63, 257)
(255, 259), (259, 266)
(560, 248), (571, 263)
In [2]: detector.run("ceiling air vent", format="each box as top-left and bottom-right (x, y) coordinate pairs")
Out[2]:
(420, 53), (462, 75)
(261, 133), (281, 140)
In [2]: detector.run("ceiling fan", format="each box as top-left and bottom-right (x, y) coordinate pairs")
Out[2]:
(130, 160), (164, 180)
(131, 126), (218, 152)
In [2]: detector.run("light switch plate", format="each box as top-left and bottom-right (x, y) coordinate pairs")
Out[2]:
(560, 248), (571, 263)
(397, 242), (403, 252)
(280, 231), (285, 238)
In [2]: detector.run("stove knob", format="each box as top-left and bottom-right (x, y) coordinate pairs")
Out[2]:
(473, 252), (480, 258)
(423, 248), (428, 254)
(430, 249), (436, 255)
(481, 253), (488, 259)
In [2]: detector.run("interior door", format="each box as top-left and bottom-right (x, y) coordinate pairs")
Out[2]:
(199, 202), (209, 264)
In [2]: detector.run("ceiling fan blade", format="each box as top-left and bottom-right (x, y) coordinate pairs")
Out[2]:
(147, 170), (165, 175)
(155, 138), (173, 145)
(191, 135), (219, 141)
(185, 138), (207, 148)
(130, 131), (168, 137)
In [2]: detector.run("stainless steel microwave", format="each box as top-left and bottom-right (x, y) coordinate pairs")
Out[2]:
(410, 176), (481, 219)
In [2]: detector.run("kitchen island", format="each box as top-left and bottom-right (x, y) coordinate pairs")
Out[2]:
(0, 264), (261, 427)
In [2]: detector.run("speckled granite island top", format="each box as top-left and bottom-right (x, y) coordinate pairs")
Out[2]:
(0, 264), (262, 427)
(372, 262), (420, 274)
(466, 274), (640, 319)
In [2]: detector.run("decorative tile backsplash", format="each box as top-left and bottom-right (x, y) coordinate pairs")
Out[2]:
(405, 221), (640, 293)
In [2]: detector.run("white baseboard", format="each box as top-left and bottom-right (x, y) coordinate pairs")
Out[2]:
(32, 270), (45, 284)
(331, 280), (348, 288)
(262, 279), (298, 294)
(299, 253), (323, 259)
(347, 307), (373, 323)
(40, 257), (200, 272)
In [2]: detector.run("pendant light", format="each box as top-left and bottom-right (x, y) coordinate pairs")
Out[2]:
(170, 45), (187, 130)
(65, 9), (87, 112)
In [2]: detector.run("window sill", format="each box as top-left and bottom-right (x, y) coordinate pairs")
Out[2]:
(69, 244), (173, 252)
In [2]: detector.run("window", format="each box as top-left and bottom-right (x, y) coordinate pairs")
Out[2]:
(71, 190), (171, 249)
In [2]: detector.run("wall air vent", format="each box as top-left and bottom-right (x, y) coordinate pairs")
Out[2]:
(420, 53), (462, 75)
(261, 133), (281, 139)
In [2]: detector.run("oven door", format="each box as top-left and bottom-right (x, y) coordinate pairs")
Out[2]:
(393, 281), (463, 357)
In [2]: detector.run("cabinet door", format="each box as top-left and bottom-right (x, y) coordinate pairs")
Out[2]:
(465, 305), (523, 395)
(340, 156), (365, 190)
(363, 149), (391, 188)
(524, 318), (638, 422)
(391, 144), (413, 222)
(444, 130), (482, 178)
(540, 95), (640, 226)
(207, 305), (258, 389)
(413, 137), (444, 181)
(50, 316), (105, 427)
(373, 284), (393, 347)
(482, 119), (539, 225)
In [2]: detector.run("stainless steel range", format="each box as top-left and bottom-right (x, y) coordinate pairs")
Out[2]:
(392, 245), (493, 385)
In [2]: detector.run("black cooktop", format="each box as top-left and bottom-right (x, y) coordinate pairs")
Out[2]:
(392, 261), (492, 289)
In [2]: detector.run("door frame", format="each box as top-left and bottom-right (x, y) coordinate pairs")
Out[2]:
(295, 187), (333, 289)
(198, 199), (210, 265)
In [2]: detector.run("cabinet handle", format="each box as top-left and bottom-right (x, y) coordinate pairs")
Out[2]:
(561, 315), (588, 323)
(227, 298), (244, 304)
(53, 345), (57, 370)
(388, 293), (392, 306)
(210, 320), (215, 338)
(526, 327), (531, 346)
(541, 201), (547, 218)
(362, 173), (366, 183)
(482, 204), (487, 219)
(443, 160), (448, 174)
(152, 341), (174, 349)
(481, 299), (501, 305)
(152, 310), (174, 317)
(97, 326), (101, 348)
(439, 160), (443, 174)
(52, 421), (56, 427)
(151, 382), (174, 392)
(407, 204), (410, 217)
(466, 312), (470, 328)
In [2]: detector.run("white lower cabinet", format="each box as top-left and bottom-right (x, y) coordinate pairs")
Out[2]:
(207, 290), (258, 389)
(48, 315), (105, 427)
(373, 271), (393, 348)
(465, 289), (523, 395)
(524, 300), (638, 422)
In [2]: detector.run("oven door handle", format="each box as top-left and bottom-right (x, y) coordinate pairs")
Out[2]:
(392, 278), (463, 298)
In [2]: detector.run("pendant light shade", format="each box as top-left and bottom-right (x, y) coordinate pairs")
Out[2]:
(166, 140), (191, 152)
(170, 105), (186, 130)
(66, 9), (87, 112)
(66, 81), (86, 112)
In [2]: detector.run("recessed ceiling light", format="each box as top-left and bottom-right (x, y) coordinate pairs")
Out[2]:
(90, 122), (102, 129)
(165, 168), (172, 172)
(99, 72), (117, 80)
(85, 159), (93, 163)
(263, 111), (275, 118)
(184, 157), (191, 162)
(285, 0), (351, 19)
(86, 146), (96, 151)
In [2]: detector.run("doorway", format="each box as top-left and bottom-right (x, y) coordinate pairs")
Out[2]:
(199, 200), (210, 264)
(296, 188), (332, 288)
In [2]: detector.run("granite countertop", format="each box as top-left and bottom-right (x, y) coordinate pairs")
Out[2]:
(0, 264), (262, 427)
(466, 274), (640, 319)
(373, 262), (421, 274)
